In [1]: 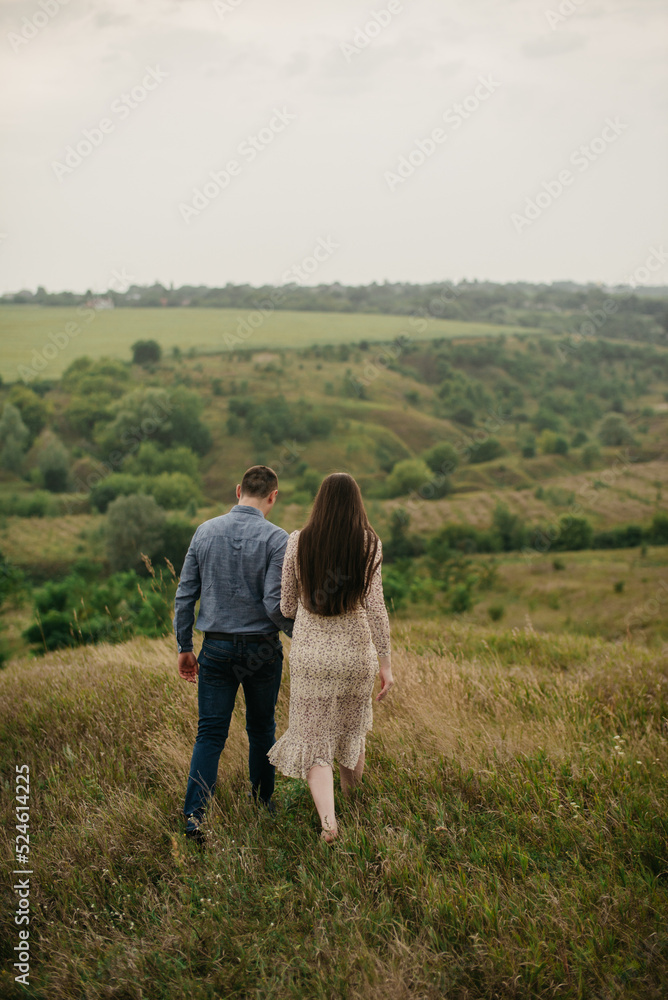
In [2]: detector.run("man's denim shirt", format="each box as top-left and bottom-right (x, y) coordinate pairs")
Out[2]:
(173, 505), (294, 652)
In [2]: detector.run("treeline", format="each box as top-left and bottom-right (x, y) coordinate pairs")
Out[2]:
(5, 279), (667, 345)
(382, 507), (668, 612)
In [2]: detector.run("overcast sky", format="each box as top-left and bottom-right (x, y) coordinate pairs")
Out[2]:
(0, 0), (666, 293)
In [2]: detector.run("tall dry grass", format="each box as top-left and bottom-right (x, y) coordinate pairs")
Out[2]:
(1, 622), (667, 999)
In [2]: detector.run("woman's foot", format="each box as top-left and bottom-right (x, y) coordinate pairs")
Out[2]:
(320, 814), (338, 843)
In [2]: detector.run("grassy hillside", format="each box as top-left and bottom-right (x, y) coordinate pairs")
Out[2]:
(0, 306), (541, 382)
(1, 623), (666, 999)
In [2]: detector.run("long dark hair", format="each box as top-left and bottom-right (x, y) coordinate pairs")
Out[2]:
(297, 473), (380, 616)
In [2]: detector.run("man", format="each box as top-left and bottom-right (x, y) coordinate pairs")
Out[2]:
(174, 465), (294, 843)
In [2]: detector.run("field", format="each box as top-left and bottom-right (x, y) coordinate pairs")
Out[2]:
(1, 622), (666, 999)
(1, 310), (668, 996)
(0, 306), (542, 383)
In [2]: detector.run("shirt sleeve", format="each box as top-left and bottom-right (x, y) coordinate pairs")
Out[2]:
(279, 530), (300, 621)
(173, 528), (201, 653)
(264, 531), (295, 637)
(363, 539), (391, 658)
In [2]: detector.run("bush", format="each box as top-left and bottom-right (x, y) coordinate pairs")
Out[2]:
(492, 503), (526, 551)
(148, 472), (202, 510)
(23, 568), (174, 653)
(122, 443), (200, 481)
(296, 469), (321, 500)
(91, 474), (145, 512)
(383, 509), (426, 562)
(553, 515), (594, 552)
(106, 494), (166, 572)
(151, 519), (195, 576)
(598, 413), (635, 447)
(648, 512), (668, 545)
(131, 340), (162, 365)
(593, 525), (644, 549)
(0, 490), (55, 517)
(487, 603), (505, 622)
(450, 583), (473, 613)
(385, 459), (431, 498)
(451, 407), (475, 427)
(382, 564), (411, 611)
(468, 438), (504, 464)
(422, 441), (459, 476)
(228, 395), (332, 448)
(581, 443), (601, 470)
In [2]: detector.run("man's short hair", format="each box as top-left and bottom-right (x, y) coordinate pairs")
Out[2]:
(240, 465), (278, 498)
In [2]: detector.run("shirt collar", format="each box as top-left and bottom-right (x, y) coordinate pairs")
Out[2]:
(231, 504), (264, 517)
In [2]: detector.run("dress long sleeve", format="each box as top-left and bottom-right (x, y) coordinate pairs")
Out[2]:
(280, 530), (300, 620)
(364, 540), (391, 657)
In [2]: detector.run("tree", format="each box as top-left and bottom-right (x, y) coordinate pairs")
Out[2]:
(106, 494), (165, 572)
(37, 434), (70, 492)
(122, 442), (200, 480)
(649, 512), (668, 545)
(0, 403), (30, 472)
(422, 441), (459, 476)
(492, 502), (526, 551)
(386, 459), (432, 498)
(96, 386), (212, 458)
(468, 437), (503, 464)
(149, 472), (202, 510)
(553, 515), (593, 551)
(8, 385), (48, 440)
(131, 340), (162, 365)
(598, 413), (635, 447)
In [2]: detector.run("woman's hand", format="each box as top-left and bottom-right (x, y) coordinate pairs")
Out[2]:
(376, 656), (394, 702)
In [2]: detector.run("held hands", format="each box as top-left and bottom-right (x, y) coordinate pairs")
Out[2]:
(376, 657), (394, 702)
(178, 651), (199, 684)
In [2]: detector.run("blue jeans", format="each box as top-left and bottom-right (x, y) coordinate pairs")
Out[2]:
(183, 635), (283, 831)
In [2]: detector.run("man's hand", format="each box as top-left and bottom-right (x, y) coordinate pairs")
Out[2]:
(178, 651), (199, 684)
(376, 657), (394, 702)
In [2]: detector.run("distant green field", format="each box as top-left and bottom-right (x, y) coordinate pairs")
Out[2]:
(0, 306), (542, 382)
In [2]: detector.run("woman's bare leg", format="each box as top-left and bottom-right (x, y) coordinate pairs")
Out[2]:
(340, 744), (365, 799)
(307, 764), (338, 841)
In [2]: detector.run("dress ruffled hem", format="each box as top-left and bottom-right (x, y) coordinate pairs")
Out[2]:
(267, 728), (368, 780)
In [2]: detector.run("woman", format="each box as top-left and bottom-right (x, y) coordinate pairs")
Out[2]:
(267, 472), (393, 842)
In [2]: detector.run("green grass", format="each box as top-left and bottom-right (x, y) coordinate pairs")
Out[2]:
(0, 306), (542, 382)
(1, 622), (666, 999)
